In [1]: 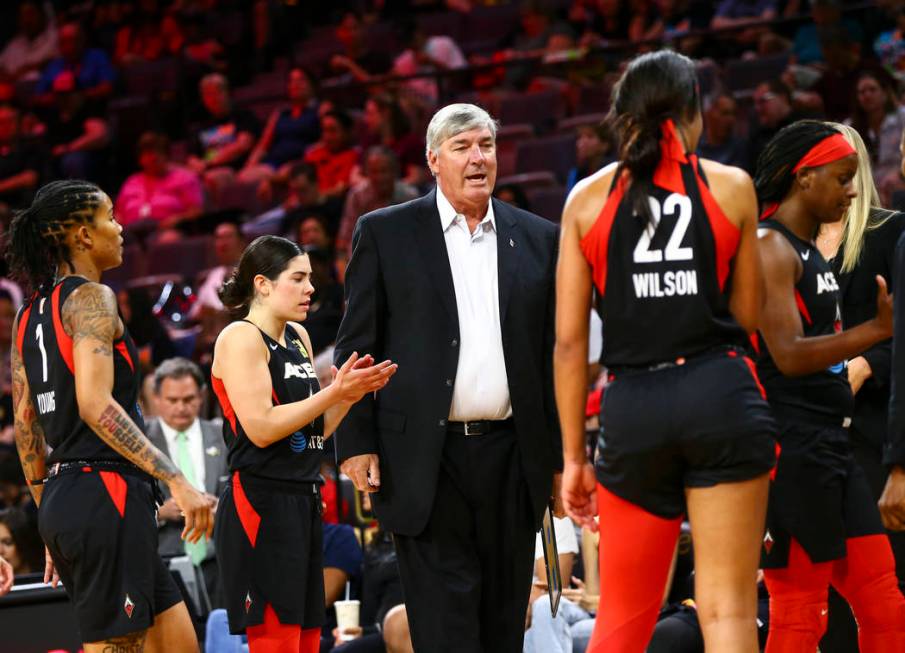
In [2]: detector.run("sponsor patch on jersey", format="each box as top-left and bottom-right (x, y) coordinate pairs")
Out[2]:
(289, 431), (308, 453)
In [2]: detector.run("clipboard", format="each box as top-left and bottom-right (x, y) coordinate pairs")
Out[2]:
(540, 503), (563, 617)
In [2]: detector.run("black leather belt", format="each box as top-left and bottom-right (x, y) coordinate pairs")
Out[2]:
(447, 418), (514, 436)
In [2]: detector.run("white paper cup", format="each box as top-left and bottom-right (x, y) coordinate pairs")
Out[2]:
(335, 599), (360, 641)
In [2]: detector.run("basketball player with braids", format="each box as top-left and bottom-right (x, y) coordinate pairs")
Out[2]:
(754, 120), (905, 651)
(6, 180), (213, 652)
(556, 50), (776, 652)
(211, 235), (396, 653)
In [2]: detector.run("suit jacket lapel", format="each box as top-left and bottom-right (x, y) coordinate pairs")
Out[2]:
(495, 200), (522, 325)
(201, 422), (222, 495)
(415, 188), (459, 330)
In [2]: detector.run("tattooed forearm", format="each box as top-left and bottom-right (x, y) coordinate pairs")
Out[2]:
(61, 282), (118, 355)
(99, 630), (147, 652)
(93, 403), (180, 481)
(11, 329), (47, 505)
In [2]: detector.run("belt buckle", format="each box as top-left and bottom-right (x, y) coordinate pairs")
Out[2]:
(464, 421), (481, 437)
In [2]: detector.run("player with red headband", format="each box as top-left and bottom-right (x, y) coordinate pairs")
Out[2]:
(754, 120), (905, 651)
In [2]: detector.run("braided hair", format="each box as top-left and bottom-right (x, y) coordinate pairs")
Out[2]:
(754, 120), (842, 214)
(608, 50), (700, 223)
(5, 180), (105, 292)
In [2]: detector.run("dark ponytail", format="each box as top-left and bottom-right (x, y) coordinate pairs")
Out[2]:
(219, 235), (304, 320)
(608, 50), (700, 222)
(754, 120), (842, 212)
(5, 179), (104, 291)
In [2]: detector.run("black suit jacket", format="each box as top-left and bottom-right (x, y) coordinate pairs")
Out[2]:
(147, 417), (229, 560)
(333, 188), (561, 536)
(833, 210), (905, 456)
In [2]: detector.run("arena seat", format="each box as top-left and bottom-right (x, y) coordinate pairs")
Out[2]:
(515, 134), (577, 183)
(525, 185), (568, 223)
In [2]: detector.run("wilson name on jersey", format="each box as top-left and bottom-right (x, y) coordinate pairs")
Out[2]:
(580, 158), (747, 367)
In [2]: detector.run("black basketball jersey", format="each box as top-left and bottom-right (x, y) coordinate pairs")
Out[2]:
(15, 276), (144, 464)
(580, 157), (748, 367)
(755, 220), (852, 421)
(211, 322), (324, 483)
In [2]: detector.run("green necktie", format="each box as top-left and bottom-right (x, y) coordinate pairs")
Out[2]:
(175, 431), (207, 566)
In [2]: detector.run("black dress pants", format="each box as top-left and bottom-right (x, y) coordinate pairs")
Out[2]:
(393, 424), (537, 653)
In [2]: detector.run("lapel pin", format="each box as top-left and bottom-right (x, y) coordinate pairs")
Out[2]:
(206, 446), (220, 457)
(509, 238), (515, 248)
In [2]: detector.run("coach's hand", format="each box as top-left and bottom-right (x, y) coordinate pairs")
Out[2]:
(880, 466), (905, 531)
(170, 476), (215, 543)
(342, 454), (381, 493)
(561, 460), (597, 532)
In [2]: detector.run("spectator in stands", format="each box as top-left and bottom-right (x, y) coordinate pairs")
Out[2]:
(330, 11), (393, 83)
(697, 91), (749, 171)
(302, 246), (344, 355)
(304, 109), (359, 199)
(0, 553), (11, 595)
(0, 0), (58, 83)
(336, 146), (418, 274)
(0, 454), (26, 508)
(392, 18), (467, 104)
(296, 214), (332, 252)
(191, 221), (244, 360)
(117, 287), (177, 370)
(358, 93), (426, 186)
(188, 73), (260, 204)
(747, 79), (801, 168)
(848, 69), (905, 201)
(241, 67), (321, 185)
(874, 6), (905, 74)
(332, 521), (411, 652)
(323, 521), (364, 612)
(42, 70), (109, 183)
(793, 0), (862, 66)
(710, 0), (778, 52)
(147, 357), (228, 608)
(0, 105), (41, 210)
(116, 131), (204, 231)
(35, 21), (115, 108)
(501, 1), (555, 89)
(0, 506), (43, 576)
(495, 183), (531, 211)
(113, 0), (183, 68)
(566, 121), (615, 192)
(570, 0), (631, 45)
(812, 25), (866, 121)
(246, 162), (335, 238)
(0, 289), (13, 410)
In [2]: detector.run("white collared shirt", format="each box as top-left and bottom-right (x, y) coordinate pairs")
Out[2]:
(159, 418), (206, 491)
(437, 187), (512, 421)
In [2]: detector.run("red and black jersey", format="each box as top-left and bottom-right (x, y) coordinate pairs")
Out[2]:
(756, 220), (853, 422)
(211, 322), (324, 483)
(580, 156), (747, 367)
(16, 276), (143, 464)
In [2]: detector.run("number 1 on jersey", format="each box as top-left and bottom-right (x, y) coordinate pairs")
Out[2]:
(633, 193), (694, 264)
(35, 323), (48, 383)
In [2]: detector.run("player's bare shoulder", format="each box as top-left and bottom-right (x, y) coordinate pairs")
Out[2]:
(563, 161), (620, 235)
(697, 158), (757, 229)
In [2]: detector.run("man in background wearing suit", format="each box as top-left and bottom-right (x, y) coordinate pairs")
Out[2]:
(147, 357), (228, 609)
(334, 103), (562, 652)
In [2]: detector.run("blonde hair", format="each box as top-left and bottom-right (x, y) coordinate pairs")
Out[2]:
(828, 122), (890, 273)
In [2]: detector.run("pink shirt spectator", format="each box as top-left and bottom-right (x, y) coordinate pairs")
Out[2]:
(116, 165), (204, 226)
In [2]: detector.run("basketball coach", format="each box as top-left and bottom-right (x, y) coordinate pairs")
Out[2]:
(334, 103), (562, 652)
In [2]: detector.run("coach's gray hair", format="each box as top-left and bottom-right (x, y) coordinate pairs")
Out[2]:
(425, 103), (499, 164)
(153, 357), (206, 394)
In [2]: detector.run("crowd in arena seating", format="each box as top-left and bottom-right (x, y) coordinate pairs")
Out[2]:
(3, 1), (905, 651)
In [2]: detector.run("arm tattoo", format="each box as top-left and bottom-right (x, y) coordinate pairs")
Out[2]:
(100, 630), (147, 652)
(11, 328), (47, 504)
(61, 283), (117, 357)
(94, 404), (179, 481)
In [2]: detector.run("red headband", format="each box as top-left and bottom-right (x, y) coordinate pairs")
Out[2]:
(791, 133), (856, 172)
(760, 133), (857, 220)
